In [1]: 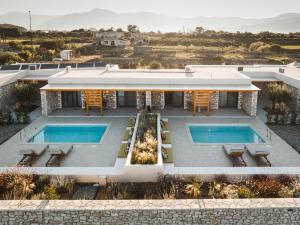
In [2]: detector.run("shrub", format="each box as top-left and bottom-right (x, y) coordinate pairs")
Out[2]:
(185, 176), (202, 198)
(43, 184), (60, 200)
(268, 83), (292, 109)
(149, 61), (161, 69)
(106, 182), (131, 199)
(0, 51), (21, 65)
(238, 186), (256, 198)
(52, 176), (75, 195)
(14, 82), (39, 106)
(249, 176), (283, 198)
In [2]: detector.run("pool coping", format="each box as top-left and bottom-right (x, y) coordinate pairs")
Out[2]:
(23, 123), (111, 145)
(185, 123), (267, 145)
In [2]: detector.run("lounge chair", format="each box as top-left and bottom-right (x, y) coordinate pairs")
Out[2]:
(46, 144), (73, 167)
(223, 144), (246, 167)
(246, 144), (272, 167)
(18, 144), (48, 166)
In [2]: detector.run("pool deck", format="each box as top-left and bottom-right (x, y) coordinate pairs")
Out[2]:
(0, 107), (300, 173)
(0, 116), (128, 167)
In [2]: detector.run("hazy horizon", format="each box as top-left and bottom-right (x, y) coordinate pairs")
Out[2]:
(0, 0), (300, 19)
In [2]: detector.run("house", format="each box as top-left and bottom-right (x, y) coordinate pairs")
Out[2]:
(1, 62), (300, 181)
(95, 31), (129, 47)
(60, 50), (73, 61)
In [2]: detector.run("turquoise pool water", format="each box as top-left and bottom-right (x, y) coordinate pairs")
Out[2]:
(189, 125), (265, 143)
(29, 124), (108, 143)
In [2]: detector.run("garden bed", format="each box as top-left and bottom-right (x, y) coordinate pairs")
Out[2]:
(2, 173), (300, 200)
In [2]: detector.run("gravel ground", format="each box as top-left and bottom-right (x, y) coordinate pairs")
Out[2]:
(0, 124), (26, 145)
(268, 124), (300, 153)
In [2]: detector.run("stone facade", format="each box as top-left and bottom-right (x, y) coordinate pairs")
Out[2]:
(210, 91), (219, 110)
(41, 90), (60, 116)
(0, 83), (15, 109)
(237, 92), (243, 109)
(151, 91), (164, 109)
(184, 91), (193, 110)
(0, 199), (300, 225)
(145, 91), (151, 107)
(57, 91), (62, 109)
(81, 91), (86, 109)
(240, 91), (258, 116)
(136, 91), (145, 109)
(103, 91), (117, 109)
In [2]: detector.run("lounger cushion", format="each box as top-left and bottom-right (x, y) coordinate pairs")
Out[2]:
(223, 145), (245, 155)
(247, 145), (271, 156)
(19, 144), (48, 155)
(49, 144), (73, 155)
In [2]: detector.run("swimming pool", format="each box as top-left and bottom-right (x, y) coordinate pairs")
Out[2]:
(188, 124), (265, 144)
(28, 124), (108, 143)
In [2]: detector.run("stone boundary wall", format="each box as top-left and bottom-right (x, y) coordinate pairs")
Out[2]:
(0, 199), (300, 225)
(0, 83), (15, 109)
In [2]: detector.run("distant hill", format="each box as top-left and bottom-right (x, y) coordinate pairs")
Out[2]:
(0, 9), (299, 33)
(0, 23), (27, 37)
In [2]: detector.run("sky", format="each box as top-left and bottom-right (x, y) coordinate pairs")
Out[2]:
(0, 0), (299, 18)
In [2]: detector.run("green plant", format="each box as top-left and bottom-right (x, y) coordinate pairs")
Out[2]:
(238, 186), (256, 198)
(14, 81), (39, 106)
(149, 61), (161, 69)
(53, 176), (75, 195)
(185, 176), (202, 198)
(44, 184), (60, 200)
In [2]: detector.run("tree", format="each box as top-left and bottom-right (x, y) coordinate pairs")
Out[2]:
(127, 25), (139, 33)
(14, 82), (39, 106)
(195, 26), (204, 36)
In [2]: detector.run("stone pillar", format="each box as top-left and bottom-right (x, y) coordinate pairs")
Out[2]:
(81, 91), (86, 109)
(241, 91), (258, 116)
(210, 91), (219, 110)
(146, 91), (151, 107)
(57, 91), (62, 109)
(184, 91), (193, 110)
(160, 92), (165, 109)
(237, 92), (243, 110)
(103, 91), (117, 109)
(136, 91), (145, 109)
(41, 90), (59, 116)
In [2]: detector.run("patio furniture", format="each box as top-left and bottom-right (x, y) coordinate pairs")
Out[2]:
(246, 144), (272, 167)
(17, 144), (48, 166)
(223, 144), (247, 167)
(46, 144), (73, 167)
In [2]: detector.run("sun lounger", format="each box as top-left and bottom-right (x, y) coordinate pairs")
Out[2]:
(223, 144), (246, 167)
(246, 144), (272, 167)
(46, 144), (73, 167)
(18, 144), (48, 166)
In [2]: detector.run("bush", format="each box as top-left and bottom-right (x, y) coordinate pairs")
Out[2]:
(149, 61), (161, 69)
(40, 40), (65, 50)
(238, 186), (256, 198)
(185, 176), (202, 198)
(14, 82), (39, 106)
(43, 184), (60, 200)
(249, 176), (283, 198)
(0, 51), (21, 65)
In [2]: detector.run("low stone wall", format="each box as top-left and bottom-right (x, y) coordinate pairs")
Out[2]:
(0, 199), (300, 225)
(41, 90), (60, 116)
(0, 83), (15, 109)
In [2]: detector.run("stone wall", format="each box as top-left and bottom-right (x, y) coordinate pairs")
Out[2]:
(103, 91), (117, 109)
(0, 199), (300, 225)
(0, 83), (15, 109)
(184, 91), (193, 110)
(151, 91), (164, 109)
(136, 91), (145, 109)
(41, 90), (60, 116)
(240, 91), (258, 116)
(81, 91), (86, 109)
(210, 91), (219, 110)
(145, 91), (151, 107)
